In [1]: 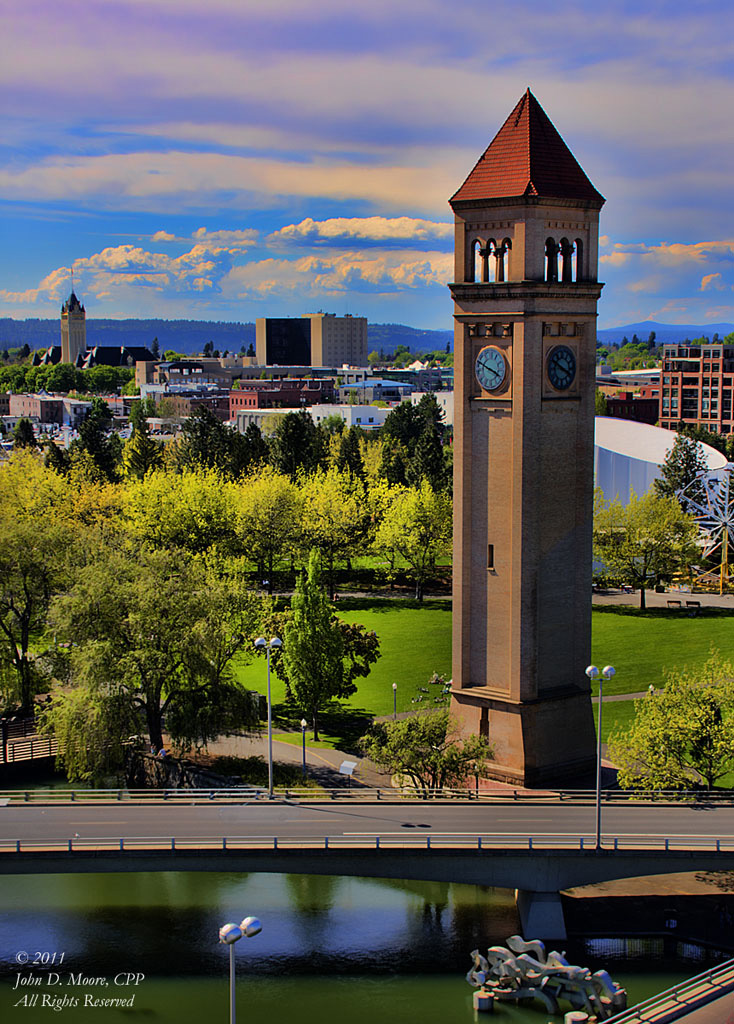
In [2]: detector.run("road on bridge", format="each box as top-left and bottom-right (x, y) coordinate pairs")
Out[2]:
(1, 801), (733, 845)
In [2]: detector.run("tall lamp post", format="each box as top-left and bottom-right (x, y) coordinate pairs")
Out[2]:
(392, 682), (397, 720)
(585, 663), (615, 850)
(219, 916), (262, 1024)
(300, 718), (307, 779)
(255, 636), (282, 799)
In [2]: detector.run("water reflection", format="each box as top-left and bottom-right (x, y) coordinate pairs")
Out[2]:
(0, 871), (728, 1024)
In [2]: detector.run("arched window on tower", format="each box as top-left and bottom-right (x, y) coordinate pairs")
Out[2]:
(471, 239), (483, 283)
(574, 238), (584, 281)
(560, 238), (574, 282)
(545, 238), (559, 283)
(485, 240), (497, 282)
(496, 238), (512, 282)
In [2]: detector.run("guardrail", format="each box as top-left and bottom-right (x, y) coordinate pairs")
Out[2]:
(0, 785), (733, 804)
(1, 833), (733, 856)
(606, 957), (734, 1023)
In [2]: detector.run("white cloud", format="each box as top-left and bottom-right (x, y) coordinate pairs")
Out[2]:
(271, 216), (453, 245)
(151, 230), (176, 242)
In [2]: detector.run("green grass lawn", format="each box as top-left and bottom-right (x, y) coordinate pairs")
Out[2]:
(234, 598), (453, 720)
(590, 606), (734, 695)
(234, 599), (734, 752)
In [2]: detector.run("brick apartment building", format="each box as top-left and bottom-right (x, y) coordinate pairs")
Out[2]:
(229, 378), (334, 417)
(604, 390), (659, 425)
(659, 341), (734, 433)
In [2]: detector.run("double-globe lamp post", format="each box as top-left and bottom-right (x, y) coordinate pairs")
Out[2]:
(254, 636), (282, 799)
(219, 917), (262, 1024)
(300, 718), (308, 779)
(585, 663), (616, 850)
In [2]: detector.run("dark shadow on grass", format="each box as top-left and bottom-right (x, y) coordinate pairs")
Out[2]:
(593, 605), (734, 619)
(335, 597), (452, 613)
(273, 701), (374, 755)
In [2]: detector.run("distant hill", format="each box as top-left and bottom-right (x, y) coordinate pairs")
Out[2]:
(0, 318), (454, 355)
(598, 321), (734, 346)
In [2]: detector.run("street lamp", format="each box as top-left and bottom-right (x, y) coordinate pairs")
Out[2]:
(586, 663), (616, 850)
(219, 916), (262, 1024)
(254, 636), (282, 798)
(392, 682), (397, 720)
(300, 718), (307, 779)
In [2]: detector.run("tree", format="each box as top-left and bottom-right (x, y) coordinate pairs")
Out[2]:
(124, 469), (239, 556)
(593, 489), (699, 608)
(608, 653), (734, 790)
(0, 454), (78, 712)
(595, 389), (608, 416)
(374, 480), (452, 600)
(123, 417), (164, 479)
(360, 709), (493, 797)
(280, 551), (380, 739)
(335, 426), (364, 479)
(301, 468), (370, 598)
(47, 548), (262, 760)
(271, 411), (326, 478)
(71, 397), (120, 481)
(236, 468), (302, 589)
(654, 434), (708, 506)
(175, 406), (250, 478)
(13, 417), (37, 449)
(151, 337), (160, 360)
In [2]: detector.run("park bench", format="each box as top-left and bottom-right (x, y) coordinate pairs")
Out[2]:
(686, 600), (701, 616)
(666, 600), (682, 609)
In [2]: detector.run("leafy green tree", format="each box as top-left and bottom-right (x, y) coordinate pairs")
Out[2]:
(595, 389), (608, 416)
(654, 434), (708, 506)
(608, 653), (734, 790)
(360, 709), (493, 797)
(374, 480), (452, 600)
(593, 489), (699, 608)
(301, 469), (370, 597)
(280, 551), (380, 739)
(48, 548), (262, 757)
(0, 454), (77, 711)
(236, 468), (302, 589)
(124, 469), (239, 556)
(13, 417), (37, 449)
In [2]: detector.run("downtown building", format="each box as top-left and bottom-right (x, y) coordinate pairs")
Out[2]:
(255, 313), (367, 367)
(658, 340), (734, 433)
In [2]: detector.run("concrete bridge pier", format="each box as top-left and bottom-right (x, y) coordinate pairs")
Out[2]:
(515, 889), (566, 941)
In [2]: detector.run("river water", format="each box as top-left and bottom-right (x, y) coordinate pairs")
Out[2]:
(0, 870), (725, 1023)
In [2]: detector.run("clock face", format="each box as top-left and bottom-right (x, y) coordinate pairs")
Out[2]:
(547, 345), (576, 391)
(475, 346), (507, 392)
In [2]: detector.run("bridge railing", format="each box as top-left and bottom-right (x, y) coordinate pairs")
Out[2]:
(1, 833), (733, 856)
(0, 737), (58, 765)
(0, 785), (733, 804)
(605, 957), (734, 1023)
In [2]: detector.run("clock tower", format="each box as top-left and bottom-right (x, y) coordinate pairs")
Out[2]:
(449, 90), (604, 785)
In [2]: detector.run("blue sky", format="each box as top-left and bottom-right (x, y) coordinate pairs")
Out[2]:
(2, 0), (734, 331)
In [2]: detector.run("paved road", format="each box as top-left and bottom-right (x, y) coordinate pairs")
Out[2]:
(1, 801), (733, 844)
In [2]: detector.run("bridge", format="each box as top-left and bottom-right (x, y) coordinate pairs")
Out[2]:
(2, 795), (734, 938)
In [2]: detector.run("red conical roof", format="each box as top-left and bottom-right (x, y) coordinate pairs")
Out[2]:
(451, 89), (604, 205)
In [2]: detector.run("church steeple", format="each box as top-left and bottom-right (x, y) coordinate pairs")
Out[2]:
(60, 281), (86, 365)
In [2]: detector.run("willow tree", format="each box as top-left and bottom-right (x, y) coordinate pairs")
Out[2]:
(46, 547), (262, 769)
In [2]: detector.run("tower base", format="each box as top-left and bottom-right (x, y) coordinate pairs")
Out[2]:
(450, 688), (596, 787)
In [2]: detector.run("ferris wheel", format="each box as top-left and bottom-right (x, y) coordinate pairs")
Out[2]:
(677, 464), (734, 593)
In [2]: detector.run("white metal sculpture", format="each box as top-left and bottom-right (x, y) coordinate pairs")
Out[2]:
(466, 935), (627, 1020)
(677, 465), (734, 594)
